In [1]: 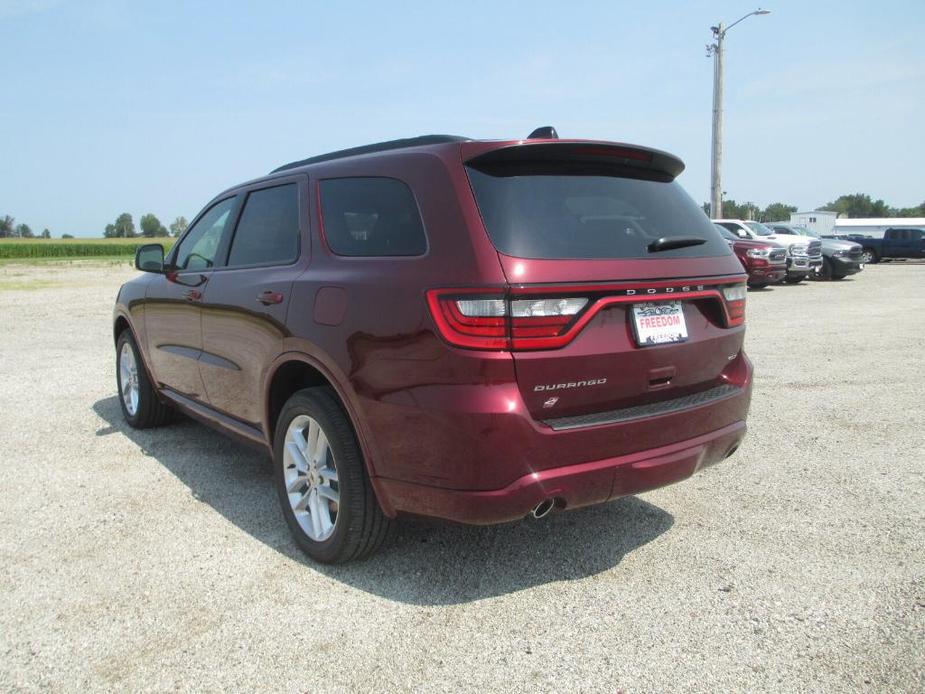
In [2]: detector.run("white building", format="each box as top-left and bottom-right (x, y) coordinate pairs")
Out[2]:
(831, 217), (925, 239)
(789, 210), (838, 235)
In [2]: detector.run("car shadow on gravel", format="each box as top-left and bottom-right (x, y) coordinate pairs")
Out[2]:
(94, 396), (674, 605)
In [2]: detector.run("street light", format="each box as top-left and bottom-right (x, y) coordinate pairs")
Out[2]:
(706, 8), (771, 218)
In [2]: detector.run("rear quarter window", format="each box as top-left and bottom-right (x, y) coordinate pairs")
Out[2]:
(319, 177), (427, 257)
(466, 165), (730, 260)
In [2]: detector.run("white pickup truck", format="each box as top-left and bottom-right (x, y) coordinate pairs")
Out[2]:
(713, 219), (823, 283)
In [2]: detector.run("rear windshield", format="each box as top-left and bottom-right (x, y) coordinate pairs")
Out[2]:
(465, 165), (730, 260)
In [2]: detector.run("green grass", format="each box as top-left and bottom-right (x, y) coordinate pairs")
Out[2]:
(0, 255), (137, 266)
(0, 237), (176, 260)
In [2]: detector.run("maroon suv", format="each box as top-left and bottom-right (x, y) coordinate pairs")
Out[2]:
(114, 130), (753, 563)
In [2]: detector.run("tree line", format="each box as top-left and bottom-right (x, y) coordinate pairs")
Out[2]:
(0, 212), (188, 239)
(0, 215), (60, 238)
(703, 193), (925, 222)
(6, 191), (923, 240)
(103, 212), (188, 238)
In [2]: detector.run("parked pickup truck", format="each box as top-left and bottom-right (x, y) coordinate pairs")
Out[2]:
(714, 224), (787, 288)
(842, 228), (925, 264)
(765, 223), (864, 280)
(714, 219), (821, 283)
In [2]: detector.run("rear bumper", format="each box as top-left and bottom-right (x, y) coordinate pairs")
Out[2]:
(363, 341), (752, 524)
(377, 420), (746, 524)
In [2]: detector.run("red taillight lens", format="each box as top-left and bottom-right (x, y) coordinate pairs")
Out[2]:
(721, 283), (747, 326)
(509, 297), (587, 347)
(426, 290), (588, 350)
(426, 291), (508, 349)
(428, 283), (745, 349)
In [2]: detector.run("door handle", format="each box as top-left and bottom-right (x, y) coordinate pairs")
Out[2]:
(257, 291), (284, 306)
(183, 289), (202, 302)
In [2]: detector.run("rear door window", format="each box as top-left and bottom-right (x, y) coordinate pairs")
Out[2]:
(319, 177), (427, 256)
(466, 165), (729, 259)
(226, 183), (300, 267)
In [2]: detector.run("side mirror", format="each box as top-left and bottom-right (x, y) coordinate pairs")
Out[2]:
(135, 243), (165, 273)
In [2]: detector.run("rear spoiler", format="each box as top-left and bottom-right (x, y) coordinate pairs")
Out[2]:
(462, 140), (685, 180)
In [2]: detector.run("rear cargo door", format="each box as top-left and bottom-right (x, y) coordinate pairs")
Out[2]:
(463, 142), (748, 422)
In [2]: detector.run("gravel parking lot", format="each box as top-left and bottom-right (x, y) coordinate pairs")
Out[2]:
(0, 262), (922, 692)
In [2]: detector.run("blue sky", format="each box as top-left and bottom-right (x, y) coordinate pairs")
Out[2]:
(1, 0), (923, 236)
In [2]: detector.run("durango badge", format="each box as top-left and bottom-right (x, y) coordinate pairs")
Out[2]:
(534, 379), (607, 392)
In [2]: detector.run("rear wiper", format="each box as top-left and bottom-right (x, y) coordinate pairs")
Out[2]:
(647, 236), (707, 253)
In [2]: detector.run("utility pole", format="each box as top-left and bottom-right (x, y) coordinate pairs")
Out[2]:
(710, 23), (725, 219)
(707, 9), (771, 219)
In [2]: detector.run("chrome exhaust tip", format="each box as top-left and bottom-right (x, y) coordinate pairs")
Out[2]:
(531, 498), (555, 519)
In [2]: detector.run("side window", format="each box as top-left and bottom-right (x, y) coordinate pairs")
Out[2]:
(319, 177), (427, 256)
(719, 222), (748, 239)
(227, 184), (300, 267)
(174, 197), (236, 271)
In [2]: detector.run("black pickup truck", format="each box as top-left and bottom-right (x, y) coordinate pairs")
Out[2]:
(838, 228), (925, 264)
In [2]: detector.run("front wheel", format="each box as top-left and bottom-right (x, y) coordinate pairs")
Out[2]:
(273, 388), (392, 563)
(861, 248), (879, 264)
(116, 330), (172, 428)
(748, 282), (769, 289)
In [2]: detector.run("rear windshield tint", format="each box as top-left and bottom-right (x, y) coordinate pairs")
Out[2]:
(466, 165), (729, 260)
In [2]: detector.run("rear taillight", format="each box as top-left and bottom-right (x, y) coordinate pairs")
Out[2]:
(427, 290), (588, 350)
(428, 282), (745, 350)
(510, 298), (587, 341)
(722, 283), (747, 326)
(427, 291), (508, 350)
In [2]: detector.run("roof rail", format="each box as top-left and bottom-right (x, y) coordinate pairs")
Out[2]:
(271, 134), (470, 173)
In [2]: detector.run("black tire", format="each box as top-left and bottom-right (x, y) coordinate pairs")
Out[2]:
(748, 282), (768, 289)
(116, 330), (172, 429)
(820, 258), (833, 280)
(784, 275), (804, 284)
(862, 247), (879, 264)
(273, 388), (392, 564)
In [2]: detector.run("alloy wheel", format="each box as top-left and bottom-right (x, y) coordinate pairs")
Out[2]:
(118, 342), (140, 416)
(283, 415), (340, 541)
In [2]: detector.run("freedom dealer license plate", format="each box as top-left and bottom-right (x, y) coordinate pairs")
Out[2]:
(631, 301), (688, 346)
